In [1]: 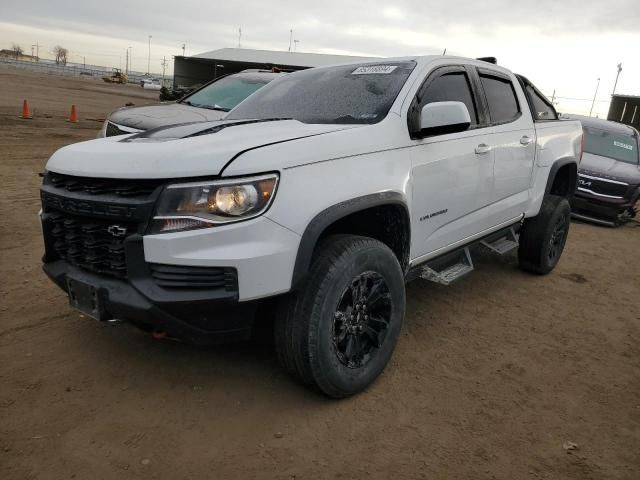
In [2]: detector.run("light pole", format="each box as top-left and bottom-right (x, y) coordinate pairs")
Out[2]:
(612, 63), (622, 97)
(589, 77), (600, 118)
(127, 47), (132, 74)
(214, 64), (224, 79)
(147, 35), (152, 74)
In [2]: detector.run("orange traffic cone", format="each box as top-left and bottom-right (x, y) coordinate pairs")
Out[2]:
(68, 104), (78, 123)
(21, 99), (33, 119)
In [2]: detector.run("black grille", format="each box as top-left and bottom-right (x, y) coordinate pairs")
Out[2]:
(44, 211), (135, 279)
(578, 175), (628, 197)
(105, 122), (129, 137)
(48, 172), (162, 198)
(150, 264), (238, 290)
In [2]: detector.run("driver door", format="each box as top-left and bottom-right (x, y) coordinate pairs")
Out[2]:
(409, 66), (495, 260)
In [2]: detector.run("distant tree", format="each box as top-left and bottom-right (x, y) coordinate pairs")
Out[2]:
(11, 43), (23, 59)
(53, 45), (68, 65)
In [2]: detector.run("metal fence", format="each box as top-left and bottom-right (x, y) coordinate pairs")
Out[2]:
(0, 57), (172, 86)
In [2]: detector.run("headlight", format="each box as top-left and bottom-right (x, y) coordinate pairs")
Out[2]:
(149, 173), (279, 233)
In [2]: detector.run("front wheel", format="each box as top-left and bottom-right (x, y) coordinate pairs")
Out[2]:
(274, 235), (406, 398)
(518, 195), (571, 274)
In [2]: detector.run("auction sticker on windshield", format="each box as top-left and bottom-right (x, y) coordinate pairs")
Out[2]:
(352, 65), (398, 75)
(613, 141), (633, 151)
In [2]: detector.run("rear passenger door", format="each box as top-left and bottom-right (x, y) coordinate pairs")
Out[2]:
(476, 68), (536, 226)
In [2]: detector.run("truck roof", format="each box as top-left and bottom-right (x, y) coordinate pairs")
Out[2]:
(312, 55), (515, 77)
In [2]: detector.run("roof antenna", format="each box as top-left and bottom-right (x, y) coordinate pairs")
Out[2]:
(288, 29), (293, 52)
(442, 48), (447, 56)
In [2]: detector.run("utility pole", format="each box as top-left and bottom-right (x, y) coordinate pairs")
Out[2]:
(83, 56), (86, 69)
(182, 43), (186, 57)
(32, 43), (39, 61)
(147, 35), (152, 74)
(551, 89), (556, 105)
(293, 39), (299, 53)
(125, 48), (128, 74)
(238, 28), (242, 48)
(161, 56), (168, 81)
(128, 47), (132, 72)
(31, 45), (34, 61)
(288, 29), (293, 52)
(589, 77), (600, 117)
(612, 63), (622, 97)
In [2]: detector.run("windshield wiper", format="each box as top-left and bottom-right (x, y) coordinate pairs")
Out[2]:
(181, 100), (230, 112)
(200, 105), (231, 112)
(329, 114), (368, 124)
(186, 118), (295, 138)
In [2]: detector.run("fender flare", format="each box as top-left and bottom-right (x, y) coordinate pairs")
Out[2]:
(545, 157), (578, 196)
(290, 191), (410, 289)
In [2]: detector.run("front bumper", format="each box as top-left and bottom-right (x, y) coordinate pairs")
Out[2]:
(40, 172), (301, 342)
(571, 188), (639, 223)
(44, 257), (260, 344)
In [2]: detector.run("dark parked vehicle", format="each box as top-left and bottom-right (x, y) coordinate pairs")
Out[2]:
(568, 115), (640, 226)
(99, 70), (283, 137)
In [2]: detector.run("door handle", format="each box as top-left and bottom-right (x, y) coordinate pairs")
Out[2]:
(475, 144), (492, 155)
(520, 136), (533, 146)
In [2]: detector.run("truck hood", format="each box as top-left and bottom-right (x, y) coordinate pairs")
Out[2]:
(109, 103), (226, 130)
(46, 119), (359, 179)
(579, 152), (640, 185)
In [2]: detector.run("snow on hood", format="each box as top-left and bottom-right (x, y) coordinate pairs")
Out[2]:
(109, 103), (226, 130)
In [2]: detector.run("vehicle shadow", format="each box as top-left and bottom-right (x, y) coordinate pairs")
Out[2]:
(70, 246), (525, 402)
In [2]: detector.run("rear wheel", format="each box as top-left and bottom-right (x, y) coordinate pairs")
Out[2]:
(274, 235), (405, 398)
(518, 195), (571, 274)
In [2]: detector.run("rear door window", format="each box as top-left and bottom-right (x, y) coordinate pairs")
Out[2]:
(479, 73), (520, 124)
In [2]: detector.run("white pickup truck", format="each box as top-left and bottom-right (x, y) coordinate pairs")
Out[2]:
(40, 56), (583, 397)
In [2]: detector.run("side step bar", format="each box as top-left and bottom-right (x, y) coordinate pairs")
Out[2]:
(571, 212), (616, 227)
(416, 227), (520, 286)
(419, 247), (474, 286)
(480, 227), (519, 254)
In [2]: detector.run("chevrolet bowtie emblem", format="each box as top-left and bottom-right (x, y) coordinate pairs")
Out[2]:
(107, 225), (128, 237)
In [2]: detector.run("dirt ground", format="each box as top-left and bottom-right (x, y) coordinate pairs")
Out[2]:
(0, 67), (639, 480)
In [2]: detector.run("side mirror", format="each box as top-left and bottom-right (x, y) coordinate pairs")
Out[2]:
(419, 101), (471, 136)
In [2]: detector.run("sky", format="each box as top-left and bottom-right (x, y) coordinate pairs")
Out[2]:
(2, 0), (639, 118)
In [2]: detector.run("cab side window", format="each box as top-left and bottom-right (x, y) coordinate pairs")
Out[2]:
(526, 85), (558, 121)
(422, 72), (479, 125)
(479, 73), (520, 124)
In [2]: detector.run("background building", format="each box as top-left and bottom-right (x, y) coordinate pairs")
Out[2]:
(608, 94), (640, 130)
(0, 49), (37, 62)
(173, 48), (377, 88)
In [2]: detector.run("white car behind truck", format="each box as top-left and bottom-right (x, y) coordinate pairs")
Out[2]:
(40, 56), (583, 397)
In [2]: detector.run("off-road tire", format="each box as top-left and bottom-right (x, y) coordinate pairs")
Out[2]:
(518, 195), (571, 274)
(274, 235), (406, 398)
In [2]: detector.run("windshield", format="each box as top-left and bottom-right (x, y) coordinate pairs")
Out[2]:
(583, 126), (639, 165)
(182, 75), (272, 111)
(226, 61), (416, 124)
